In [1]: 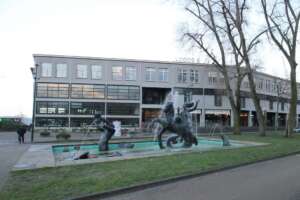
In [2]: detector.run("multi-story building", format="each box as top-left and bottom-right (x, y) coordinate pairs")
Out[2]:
(31, 54), (300, 131)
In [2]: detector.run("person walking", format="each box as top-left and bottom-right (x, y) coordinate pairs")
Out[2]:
(16, 126), (27, 144)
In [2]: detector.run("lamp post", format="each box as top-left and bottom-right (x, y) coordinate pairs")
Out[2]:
(30, 65), (37, 143)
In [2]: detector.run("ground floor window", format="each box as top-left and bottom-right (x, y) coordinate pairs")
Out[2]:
(70, 118), (94, 127)
(205, 110), (230, 127)
(107, 103), (139, 116)
(142, 108), (161, 123)
(35, 117), (68, 127)
(36, 101), (69, 115)
(70, 102), (105, 115)
(107, 118), (139, 128)
(240, 111), (248, 127)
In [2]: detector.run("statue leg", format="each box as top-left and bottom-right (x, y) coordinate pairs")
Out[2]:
(158, 128), (166, 149)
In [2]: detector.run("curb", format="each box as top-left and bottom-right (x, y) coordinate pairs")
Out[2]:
(69, 150), (300, 200)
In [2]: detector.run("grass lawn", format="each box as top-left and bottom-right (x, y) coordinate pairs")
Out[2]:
(1, 133), (300, 200)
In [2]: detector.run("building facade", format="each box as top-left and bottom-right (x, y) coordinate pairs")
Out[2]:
(32, 54), (300, 131)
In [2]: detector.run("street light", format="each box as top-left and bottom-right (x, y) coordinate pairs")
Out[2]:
(30, 65), (38, 143)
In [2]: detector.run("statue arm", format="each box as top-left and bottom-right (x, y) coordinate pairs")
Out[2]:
(187, 101), (198, 112)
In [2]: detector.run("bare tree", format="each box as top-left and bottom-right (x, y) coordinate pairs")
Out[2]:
(182, 0), (247, 135)
(218, 0), (267, 136)
(273, 78), (289, 130)
(261, 0), (300, 137)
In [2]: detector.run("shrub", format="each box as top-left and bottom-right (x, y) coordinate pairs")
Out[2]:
(56, 129), (71, 140)
(40, 130), (51, 137)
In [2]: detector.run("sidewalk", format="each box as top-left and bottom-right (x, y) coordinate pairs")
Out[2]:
(0, 132), (30, 189)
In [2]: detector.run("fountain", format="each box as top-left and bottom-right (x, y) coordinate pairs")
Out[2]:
(90, 113), (116, 151)
(151, 93), (199, 149)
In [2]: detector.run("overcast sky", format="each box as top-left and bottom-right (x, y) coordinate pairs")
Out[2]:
(0, 0), (299, 117)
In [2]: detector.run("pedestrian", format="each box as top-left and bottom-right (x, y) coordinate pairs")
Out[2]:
(17, 125), (27, 144)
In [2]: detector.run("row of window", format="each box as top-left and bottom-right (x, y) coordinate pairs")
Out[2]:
(177, 69), (200, 83)
(35, 117), (139, 127)
(36, 101), (140, 116)
(36, 83), (140, 100)
(41, 63), (169, 82)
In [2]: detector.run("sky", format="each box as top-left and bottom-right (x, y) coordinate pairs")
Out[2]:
(0, 0), (299, 117)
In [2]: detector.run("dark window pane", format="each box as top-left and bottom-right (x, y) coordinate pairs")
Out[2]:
(107, 103), (139, 115)
(36, 117), (68, 127)
(107, 85), (139, 100)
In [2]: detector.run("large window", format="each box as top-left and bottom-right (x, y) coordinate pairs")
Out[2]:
(41, 63), (52, 77)
(37, 83), (69, 98)
(107, 85), (140, 100)
(125, 66), (137, 81)
(178, 69), (187, 83)
(36, 101), (69, 115)
(56, 64), (67, 78)
(91, 65), (102, 79)
(71, 84), (105, 99)
(190, 69), (199, 83)
(158, 68), (168, 82)
(107, 103), (140, 116)
(112, 66), (123, 80)
(70, 102), (105, 115)
(36, 117), (68, 127)
(145, 67), (156, 81)
(77, 64), (88, 78)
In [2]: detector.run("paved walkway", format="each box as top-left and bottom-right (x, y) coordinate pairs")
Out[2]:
(0, 132), (30, 189)
(104, 154), (300, 200)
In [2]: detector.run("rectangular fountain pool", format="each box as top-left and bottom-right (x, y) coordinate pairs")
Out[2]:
(52, 137), (261, 163)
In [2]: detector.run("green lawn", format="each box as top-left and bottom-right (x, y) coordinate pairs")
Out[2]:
(1, 133), (300, 200)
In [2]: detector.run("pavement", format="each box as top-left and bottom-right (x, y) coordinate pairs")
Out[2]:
(0, 132), (30, 189)
(104, 154), (300, 200)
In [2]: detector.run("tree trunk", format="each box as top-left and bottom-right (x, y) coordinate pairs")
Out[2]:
(286, 65), (297, 137)
(247, 71), (266, 136)
(232, 107), (241, 135)
(223, 72), (241, 135)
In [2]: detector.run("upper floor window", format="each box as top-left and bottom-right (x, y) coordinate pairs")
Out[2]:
(77, 64), (88, 78)
(125, 66), (137, 81)
(158, 68), (168, 82)
(41, 63), (52, 77)
(266, 80), (271, 92)
(71, 84), (105, 99)
(257, 79), (263, 90)
(281, 102), (285, 111)
(91, 65), (102, 79)
(146, 67), (156, 81)
(178, 69), (187, 83)
(56, 64), (67, 78)
(112, 66), (123, 80)
(243, 81), (249, 89)
(190, 69), (199, 83)
(37, 83), (69, 98)
(208, 72), (217, 85)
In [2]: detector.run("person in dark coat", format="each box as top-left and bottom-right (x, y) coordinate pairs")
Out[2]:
(17, 126), (27, 144)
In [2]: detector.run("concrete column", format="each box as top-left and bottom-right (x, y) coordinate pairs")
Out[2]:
(200, 109), (205, 127)
(248, 111), (253, 127)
